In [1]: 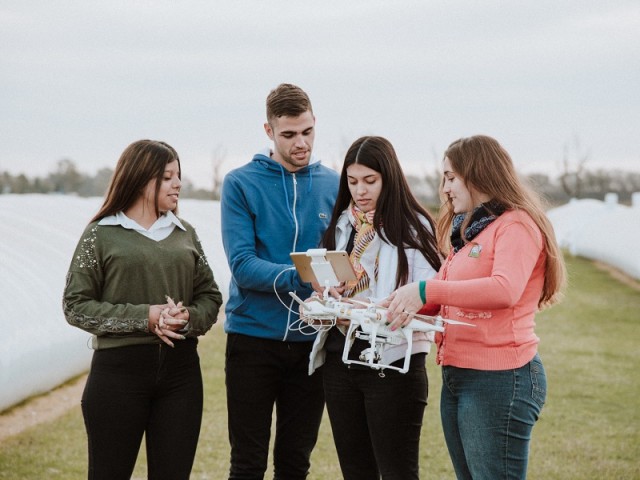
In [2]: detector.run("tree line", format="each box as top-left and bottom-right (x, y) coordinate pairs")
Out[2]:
(2, 158), (639, 206)
(0, 159), (213, 200)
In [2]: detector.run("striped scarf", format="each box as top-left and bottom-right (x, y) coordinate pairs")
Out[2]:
(343, 204), (378, 297)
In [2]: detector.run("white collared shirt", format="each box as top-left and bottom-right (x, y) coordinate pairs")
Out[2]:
(98, 211), (186, 241)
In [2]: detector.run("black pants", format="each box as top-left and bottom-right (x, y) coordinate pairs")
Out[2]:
(323, 352), (428, 480)
(81, 339), (203, 480)
(225, 333), (325, 480)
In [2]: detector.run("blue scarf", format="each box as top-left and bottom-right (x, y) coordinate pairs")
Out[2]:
(451, 201), (507, 253)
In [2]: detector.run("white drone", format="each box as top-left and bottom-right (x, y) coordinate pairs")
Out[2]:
(288, 249), (475, 374)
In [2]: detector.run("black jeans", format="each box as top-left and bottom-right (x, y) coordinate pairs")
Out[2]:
(322, 352), (428, 480)
(225, 333), (325, 480)
(81, 339), (203, 480)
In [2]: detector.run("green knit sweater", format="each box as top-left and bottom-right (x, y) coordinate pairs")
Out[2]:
(63, 219), (223, 350)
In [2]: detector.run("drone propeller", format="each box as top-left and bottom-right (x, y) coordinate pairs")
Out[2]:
(410, 312), (476, 327)
(288, 292), (339, 311)
(288, 292), (311, 310)
(347, 298), (475, 327)
(347, 298), (379, 308)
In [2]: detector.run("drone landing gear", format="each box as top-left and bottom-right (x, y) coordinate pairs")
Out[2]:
(342, 319), (417, 374)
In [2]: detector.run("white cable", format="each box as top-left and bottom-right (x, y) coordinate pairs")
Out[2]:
(273, 266), (300, 314)
(273, 266), (340, 336)
(288, 316), (326, 336)
(289, 310), (337, 333)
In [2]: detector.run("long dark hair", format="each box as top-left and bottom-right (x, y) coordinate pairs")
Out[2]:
(322, 136), (441, 288)
(91, 140), (181, 222)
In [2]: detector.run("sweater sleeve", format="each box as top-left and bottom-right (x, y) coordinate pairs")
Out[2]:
(426, 218), (543, 310)
(183, 227), (223, 337)
(221, 173), (307, 293)
(62, 225), (149, 335)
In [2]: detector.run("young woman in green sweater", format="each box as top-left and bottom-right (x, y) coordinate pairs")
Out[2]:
(63, 139), (222, 480)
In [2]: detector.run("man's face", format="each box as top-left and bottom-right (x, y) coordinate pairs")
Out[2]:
(264, 110), (315, 172)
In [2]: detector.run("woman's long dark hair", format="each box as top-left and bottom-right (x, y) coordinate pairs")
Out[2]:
(91, 140), (181, 223)
(322, 136), (441, 288)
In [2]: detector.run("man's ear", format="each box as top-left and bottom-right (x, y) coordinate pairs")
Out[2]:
(264, 122), (274, 140)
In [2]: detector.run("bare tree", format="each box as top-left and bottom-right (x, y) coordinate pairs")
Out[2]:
(559, 136), (590, 199)
(421, 145), (442, 205)
(211, 145), (227, 200)
(333, 134), (354, 172)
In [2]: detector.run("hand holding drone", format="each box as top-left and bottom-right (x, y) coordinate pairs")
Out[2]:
(287, 249), (475, 374)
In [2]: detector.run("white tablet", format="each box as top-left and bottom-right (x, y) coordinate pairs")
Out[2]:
(290, 250), (357, 285)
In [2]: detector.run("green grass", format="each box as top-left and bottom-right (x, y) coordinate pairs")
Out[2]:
(1, 255), (639, 479)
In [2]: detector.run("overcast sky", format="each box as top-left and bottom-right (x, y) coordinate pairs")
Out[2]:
(1, 0), (639, 188)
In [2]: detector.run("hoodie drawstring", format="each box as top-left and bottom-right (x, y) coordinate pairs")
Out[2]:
(277, 165), (300, 342)
(278, 164), (295, 223)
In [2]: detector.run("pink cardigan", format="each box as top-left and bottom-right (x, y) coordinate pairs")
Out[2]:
(427, 210), (546, 370)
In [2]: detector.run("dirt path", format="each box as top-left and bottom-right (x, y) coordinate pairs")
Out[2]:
(0, 374), (87, 443)
(593, 261), (640, 292)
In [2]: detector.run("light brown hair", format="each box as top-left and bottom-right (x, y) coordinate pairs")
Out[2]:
(438, 135), (566, 308)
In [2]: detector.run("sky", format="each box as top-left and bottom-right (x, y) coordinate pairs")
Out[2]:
(1, 0), (639, 188)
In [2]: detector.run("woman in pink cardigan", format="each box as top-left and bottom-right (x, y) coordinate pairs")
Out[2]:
(386, 135), (566, 480)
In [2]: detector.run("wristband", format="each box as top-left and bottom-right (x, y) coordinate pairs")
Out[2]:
(419, 280), (426, 304)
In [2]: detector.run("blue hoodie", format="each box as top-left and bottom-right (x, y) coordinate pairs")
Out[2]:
(221, 151), (339, 341)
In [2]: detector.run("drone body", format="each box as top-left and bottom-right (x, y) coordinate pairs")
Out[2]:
(286, 249), (474, 374)
(289, 293), (473, 374)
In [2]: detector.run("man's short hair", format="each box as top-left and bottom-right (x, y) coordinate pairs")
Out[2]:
(266, 83), (313, 122)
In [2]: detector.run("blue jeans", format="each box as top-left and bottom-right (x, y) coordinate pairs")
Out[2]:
(440, 354), (546, 480)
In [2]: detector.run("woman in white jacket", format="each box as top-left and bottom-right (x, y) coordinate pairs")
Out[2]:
(310, 136), (441, 480)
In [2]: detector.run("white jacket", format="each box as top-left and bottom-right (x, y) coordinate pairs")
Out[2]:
(309, 210), (438, 374)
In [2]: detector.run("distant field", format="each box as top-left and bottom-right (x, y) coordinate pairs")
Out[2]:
(0, 254), (638, 479)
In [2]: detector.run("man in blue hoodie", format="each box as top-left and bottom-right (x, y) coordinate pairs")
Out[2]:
(221, 83), (339, 479)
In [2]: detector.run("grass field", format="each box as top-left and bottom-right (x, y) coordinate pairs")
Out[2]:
(1, 254), (639, 479)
